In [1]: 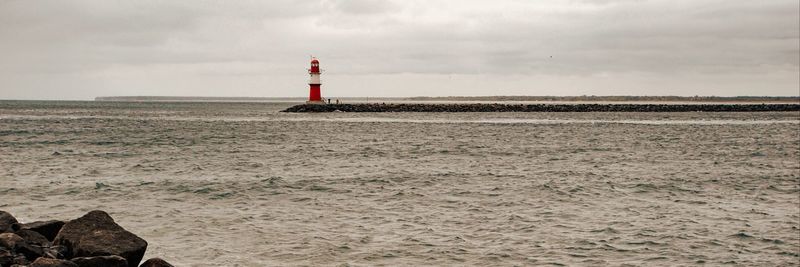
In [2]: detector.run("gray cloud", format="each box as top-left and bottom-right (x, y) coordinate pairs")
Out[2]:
(323, 0), (401, 15)
(0, 0), (797, 99)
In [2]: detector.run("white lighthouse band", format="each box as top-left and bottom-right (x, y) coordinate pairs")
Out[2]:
(309, 73), (321, 85)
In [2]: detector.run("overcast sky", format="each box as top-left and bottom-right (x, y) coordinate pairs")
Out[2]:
(0, 0), (798, 100)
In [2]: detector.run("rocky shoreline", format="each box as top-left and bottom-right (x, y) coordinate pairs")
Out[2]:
(1, 210), (171, 267)
(282, 103), (800, 113)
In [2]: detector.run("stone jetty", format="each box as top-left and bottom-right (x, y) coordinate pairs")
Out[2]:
(283, 103), (800, 113)
(1, 210), (173, 267)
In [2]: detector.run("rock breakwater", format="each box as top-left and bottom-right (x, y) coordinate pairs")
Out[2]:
(282, 103), (800, 113)
(0, 210), (172, 267)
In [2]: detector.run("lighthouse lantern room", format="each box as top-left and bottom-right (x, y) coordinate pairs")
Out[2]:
(307, 57), (323, 104)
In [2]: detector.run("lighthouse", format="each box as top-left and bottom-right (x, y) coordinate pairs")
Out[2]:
(307, 57), (323, 104)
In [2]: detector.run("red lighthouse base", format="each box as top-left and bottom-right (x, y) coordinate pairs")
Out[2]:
(307, 84), (323, 104)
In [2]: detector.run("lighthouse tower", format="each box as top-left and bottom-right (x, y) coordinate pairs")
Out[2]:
(307, 57), (323, 104)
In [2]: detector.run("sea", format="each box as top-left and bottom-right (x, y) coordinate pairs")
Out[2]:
(1, 100), (798, 266)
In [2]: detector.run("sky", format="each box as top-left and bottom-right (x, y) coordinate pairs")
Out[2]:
(0, 0), (798, 100)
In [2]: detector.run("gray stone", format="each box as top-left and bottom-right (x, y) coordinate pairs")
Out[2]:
(13, 230), (48, 260)
(138, 258), (174, 267)
(71, 255), (128, 267)
(11, 254), (31, 266)
(52, 211), (147, 267)
(0, 211), (19, 233)
(20, 220), (66, 241)
(1, 232), (46, 261)
(30, 257), (79, 267)
(0, 232), (24, 249)
(0, 249), (14, 266)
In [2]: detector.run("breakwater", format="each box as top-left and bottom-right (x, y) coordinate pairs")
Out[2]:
(283, 103), (800, 113)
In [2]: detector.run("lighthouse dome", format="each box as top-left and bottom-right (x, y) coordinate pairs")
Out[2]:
(311, 58), (319, 63)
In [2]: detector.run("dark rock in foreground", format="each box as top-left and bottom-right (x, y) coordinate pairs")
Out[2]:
(1, 231), (45, 262)
(21, 220), (66, 241)
(71, 255), (128, 267)
(0, 249), (16, 266)
(31, 257), (79, 267)
(0, 211), (19, 233)
(0, 233), (29, 265)
(0, 210), (167, 266)
(282, 103), (800, 113)
(0, 232), (23, 249)
(53, 210), (147, 267)
(15, 229), (49, 259)
(139, 258), (175, 267)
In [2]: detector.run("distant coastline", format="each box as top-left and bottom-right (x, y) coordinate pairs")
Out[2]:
(96, 95), (800, 103)
(94, 96), (306, 102)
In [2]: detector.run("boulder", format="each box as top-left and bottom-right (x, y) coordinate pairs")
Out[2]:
(71, 255), (128, 267)
(16, 229), (49, 247)
(30, 257), (79, 267)
(0, 249), (14, 266)
(21, 220), (66, 241)
(12, 254), (31, 266)
(13, 229), (48, 260)
(139, 258), (174, 267)
(1, 232), (45, 262)
(0, 231), (43, 261)
(0, 232), (24, 249)
(52, 211), (147, 267)
(0, 211), (19, 233)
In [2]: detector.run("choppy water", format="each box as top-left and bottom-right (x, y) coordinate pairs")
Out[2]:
(1, 101), (799, 266)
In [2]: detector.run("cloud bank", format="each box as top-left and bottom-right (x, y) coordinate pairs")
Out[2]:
(0, 0), (797, 99)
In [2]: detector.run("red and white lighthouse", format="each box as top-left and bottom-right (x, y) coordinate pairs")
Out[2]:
(307, 57), (323, 103)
